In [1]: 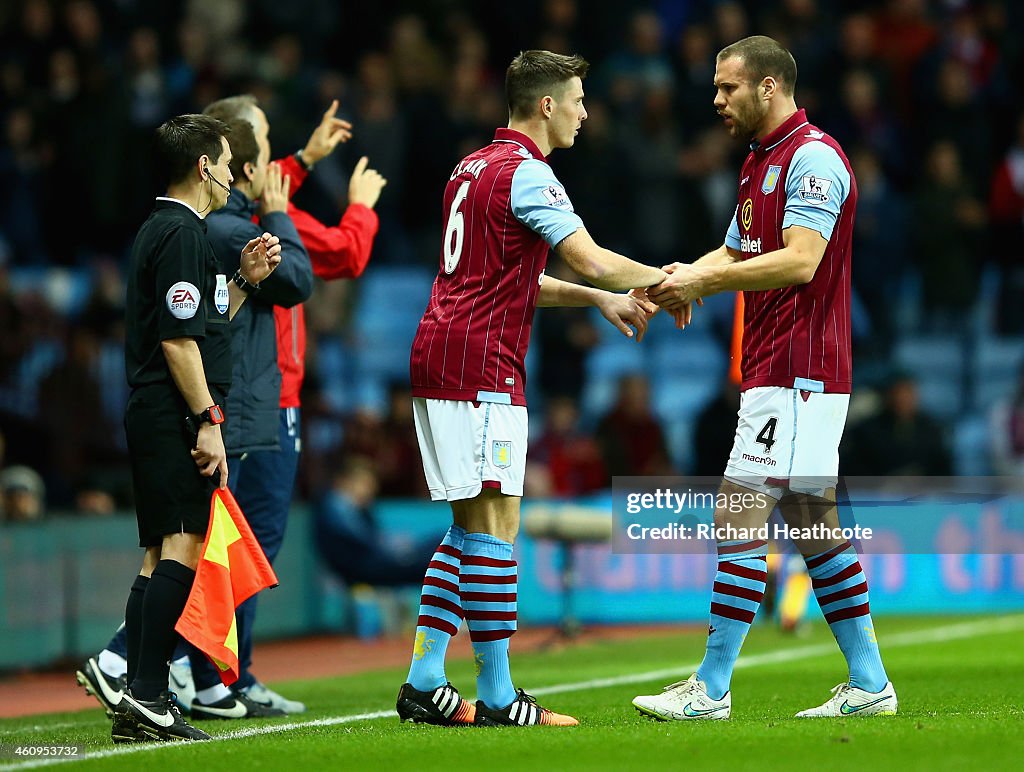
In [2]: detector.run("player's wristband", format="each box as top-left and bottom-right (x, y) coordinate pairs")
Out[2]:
(232, 270), (260, 295)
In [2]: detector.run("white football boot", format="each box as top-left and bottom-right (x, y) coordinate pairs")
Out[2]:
(632, 674), (731, 721)
(240, 681), (307, 714)
(168, 656), (196, 714)
(795, 681), (898, 717)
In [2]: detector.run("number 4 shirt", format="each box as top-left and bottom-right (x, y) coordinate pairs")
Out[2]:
(410, 128), (583, 406)
(725, 109), (857, 395)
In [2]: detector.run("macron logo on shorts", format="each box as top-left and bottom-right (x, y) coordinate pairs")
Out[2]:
(166, 281), (200, 319)
(742, 453), (777, 467)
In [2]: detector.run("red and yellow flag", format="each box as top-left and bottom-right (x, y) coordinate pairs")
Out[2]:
(175, 488), (278, 685)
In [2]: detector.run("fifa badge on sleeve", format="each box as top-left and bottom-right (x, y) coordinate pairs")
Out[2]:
(215, 274), (230, 315)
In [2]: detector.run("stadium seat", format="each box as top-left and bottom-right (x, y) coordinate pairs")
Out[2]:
(347, 268), (432, 388)
(353, 267), (433, 309)
(649, 334), (727, 380)
(352, 267), (433, 338)
(914, 379), (966, 420)
(661, 417), (696, 473)
(315, 335), (353, 413)
(353, 342), (411, 383)
(893, 335), (965, 374)
(2, 339), (64, 417)
(8, 266), (94, 318)
(952, 413), (993, 476)
(971, 336), (1024, 412)
(581, 343), (646, 421)
(351, 375), (388, 414)
(893, 335), (966, 418)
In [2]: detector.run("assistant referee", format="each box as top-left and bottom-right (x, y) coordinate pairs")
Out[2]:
(114, 114), (282, 743)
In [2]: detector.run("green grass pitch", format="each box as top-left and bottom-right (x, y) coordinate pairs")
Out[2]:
(2, 614), (1022, 771)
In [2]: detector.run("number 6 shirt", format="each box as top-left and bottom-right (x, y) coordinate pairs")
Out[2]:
(410, 128), (583, 406)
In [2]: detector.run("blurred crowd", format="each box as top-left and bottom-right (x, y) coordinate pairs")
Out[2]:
(2, 0), (1024, 521)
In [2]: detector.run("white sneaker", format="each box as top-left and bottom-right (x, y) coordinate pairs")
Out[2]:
(795, 681), (898, 718)
(239, 681), (306, 714)
(632, 674), (731, 721)
(168, 657), (196, 714)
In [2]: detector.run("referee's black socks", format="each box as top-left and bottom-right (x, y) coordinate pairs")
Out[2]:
(130, 559), (196, 701)
(124, 574), (149, 686)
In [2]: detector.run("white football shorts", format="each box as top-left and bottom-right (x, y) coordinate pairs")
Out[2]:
(724, 385), (850, 499)
(412, 397), (528, 502)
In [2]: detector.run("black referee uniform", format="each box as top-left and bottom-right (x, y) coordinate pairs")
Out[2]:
(124, 198), (232, 547)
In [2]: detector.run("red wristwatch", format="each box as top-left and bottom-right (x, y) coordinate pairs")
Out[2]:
(197, 405), (225, 426)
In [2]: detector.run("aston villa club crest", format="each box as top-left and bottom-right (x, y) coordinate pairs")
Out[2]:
(762, 165), (783, 194)
(492, 440), (512, 469)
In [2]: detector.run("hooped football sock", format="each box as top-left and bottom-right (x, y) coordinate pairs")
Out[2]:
(407, 525), (466, 691)
(805, 542), (888, 692)
(696, 539), (769, 700)
(461, 532), (517, 709)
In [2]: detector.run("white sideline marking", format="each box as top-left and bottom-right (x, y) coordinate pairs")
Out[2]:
(3, 615), (1022, 769)
(0, 725), (78, 738)
(532, 615), (1024, 697)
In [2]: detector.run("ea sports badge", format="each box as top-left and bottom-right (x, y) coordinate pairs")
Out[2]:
(215, 274), (229, 315)
(166, 281), (200, 319)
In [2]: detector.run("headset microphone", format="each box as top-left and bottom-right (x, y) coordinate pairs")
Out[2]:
(204, 165), (231, 193)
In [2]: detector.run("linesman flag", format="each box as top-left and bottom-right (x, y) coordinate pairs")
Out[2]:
(175, 488), (278, 685)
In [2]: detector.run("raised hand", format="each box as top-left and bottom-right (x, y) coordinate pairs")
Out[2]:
(301, 99), (353, 165)
(259, 163), (290, 215)
(348, 156), (388, 209)
(239, 232), (283, 285)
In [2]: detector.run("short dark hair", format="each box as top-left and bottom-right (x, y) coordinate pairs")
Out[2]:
(717, 36), (797, 96)
(224, 118), (259, 183)
(155, 114), (230, 185)
(506, 50), (590, 119)
(203, 94), (260, 126)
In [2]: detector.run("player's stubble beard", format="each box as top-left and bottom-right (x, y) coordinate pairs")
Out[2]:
(726, 94), (768, 142)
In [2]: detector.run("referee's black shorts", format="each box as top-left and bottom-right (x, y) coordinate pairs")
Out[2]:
(125, 383), (225, 548)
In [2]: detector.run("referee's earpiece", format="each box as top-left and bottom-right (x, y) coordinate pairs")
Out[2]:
(201, 160), (231, 193)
